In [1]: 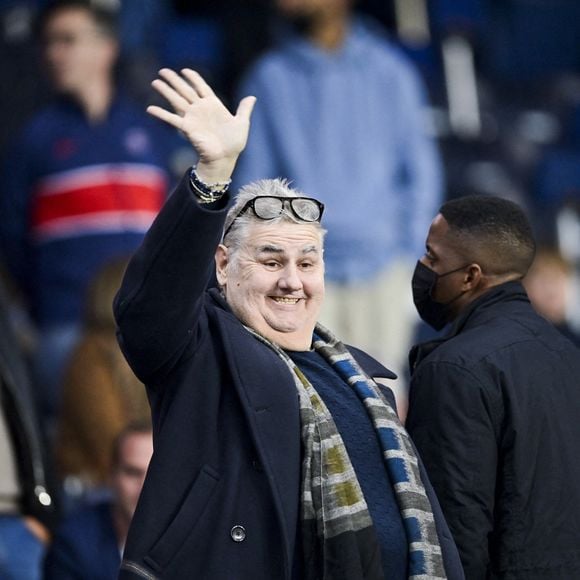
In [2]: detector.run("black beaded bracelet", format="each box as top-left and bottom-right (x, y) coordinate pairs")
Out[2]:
(189, 166), (230, 204)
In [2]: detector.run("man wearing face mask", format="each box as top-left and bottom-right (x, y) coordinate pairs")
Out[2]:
(405, 195), (580, 580)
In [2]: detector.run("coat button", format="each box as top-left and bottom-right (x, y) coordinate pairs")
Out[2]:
(230, 525), (246, 542)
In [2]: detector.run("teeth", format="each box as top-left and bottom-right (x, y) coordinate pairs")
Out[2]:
(272, 297), (299, 303)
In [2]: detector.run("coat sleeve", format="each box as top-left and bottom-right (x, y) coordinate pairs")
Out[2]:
(406, 361), (502, 580)
(113, 172), (229, 384)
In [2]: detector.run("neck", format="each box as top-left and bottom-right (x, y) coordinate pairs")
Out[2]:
(111, 504), (130, 547)
(307, 7), (350, 50)
(271, 331), (313, 351)
(451, 275), (521, 321)
(74, 78), (114, 123)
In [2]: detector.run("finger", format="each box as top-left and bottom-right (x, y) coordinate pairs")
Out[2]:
(159, 68), (200, 102)
(181, 68), (215, 99)
(236, 96), (257, 122)
(151, 79), (190, 114)
(146, 105), (183, 130)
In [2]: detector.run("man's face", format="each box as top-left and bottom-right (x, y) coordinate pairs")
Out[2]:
(216, 221), (325, 350)
(42, 8), (117, 95)
(421, 213), (469, 306)
(110, 432), (153, 523)
(276, 0), (348, 21)
(524, 261), (570, 324)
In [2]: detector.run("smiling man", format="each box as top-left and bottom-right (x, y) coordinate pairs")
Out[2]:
(113, 68), (463, 580)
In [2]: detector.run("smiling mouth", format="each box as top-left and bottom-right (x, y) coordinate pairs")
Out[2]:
(271, 296), (301, 304)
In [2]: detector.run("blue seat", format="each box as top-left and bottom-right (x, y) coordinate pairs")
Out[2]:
(160, 17), (226, 75)
(480, 0), (580, 82)
(535, 148), (580, 208)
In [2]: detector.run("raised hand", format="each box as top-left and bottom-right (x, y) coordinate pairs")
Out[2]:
(147, 68), (256, 183)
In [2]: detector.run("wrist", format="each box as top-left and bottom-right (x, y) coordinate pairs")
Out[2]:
(194, 157), (237, 185)
(189, 165), (230, 204)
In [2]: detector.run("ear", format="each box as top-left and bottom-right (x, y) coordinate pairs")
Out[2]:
(215, 244), (229, 287)
(462, 263), (483, 290)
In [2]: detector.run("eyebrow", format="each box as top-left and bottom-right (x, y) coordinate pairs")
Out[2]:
(257, 244), (283, 255)
(256, 244), (320, 255)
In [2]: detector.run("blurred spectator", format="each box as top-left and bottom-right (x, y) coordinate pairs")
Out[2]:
(232, 0), (443, 385)
(0, 270), (57, 580)
(0, 0), (185, 429)
(55, 257), (150, 500)
(523, 246), (580, 348)
(44, 420), (153, 580)
(0, 1), (51, 155)
(116, 0), (172, 105)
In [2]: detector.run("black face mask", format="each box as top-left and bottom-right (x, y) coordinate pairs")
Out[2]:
(411, 260), (469, 330)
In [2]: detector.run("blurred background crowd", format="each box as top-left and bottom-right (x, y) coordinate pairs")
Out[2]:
(0, 0), (579, 578)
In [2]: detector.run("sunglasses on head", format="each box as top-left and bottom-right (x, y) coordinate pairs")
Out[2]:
(223, 195), (324, 240)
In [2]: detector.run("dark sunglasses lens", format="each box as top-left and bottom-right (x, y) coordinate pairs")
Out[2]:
(291, 198), (322, 222)
(253, 197), (284, 219)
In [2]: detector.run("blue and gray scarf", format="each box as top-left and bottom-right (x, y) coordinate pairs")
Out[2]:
(249, 323), (446, 580)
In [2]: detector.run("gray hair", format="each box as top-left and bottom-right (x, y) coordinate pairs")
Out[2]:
(222, 178), (326, 252)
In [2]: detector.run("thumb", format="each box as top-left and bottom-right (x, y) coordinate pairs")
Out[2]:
(236, 96), (257, 121)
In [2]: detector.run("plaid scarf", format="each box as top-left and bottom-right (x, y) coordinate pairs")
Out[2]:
(248, 324), (446, 580)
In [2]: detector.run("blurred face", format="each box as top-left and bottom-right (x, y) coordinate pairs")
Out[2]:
(524, 262), (570, 323)
(216, 221), (325, 350)
(42, 7), (117, 95)
(276, 0), (349, 20)
(110, 432), (152, 523)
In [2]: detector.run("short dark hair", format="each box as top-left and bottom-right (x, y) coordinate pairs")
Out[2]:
(440, 195), (536, 276)
(39, 0), (119, 38)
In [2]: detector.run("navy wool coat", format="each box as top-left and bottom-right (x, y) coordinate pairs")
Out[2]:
(114, 174), (464, 579)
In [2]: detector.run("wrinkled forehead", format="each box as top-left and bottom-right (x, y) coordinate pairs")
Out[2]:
(240, 220), (324, 254)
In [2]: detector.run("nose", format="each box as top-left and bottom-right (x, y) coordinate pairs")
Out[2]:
(278, 263), (303, 292)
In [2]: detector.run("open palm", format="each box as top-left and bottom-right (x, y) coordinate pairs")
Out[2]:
(147, 68), (256, 167)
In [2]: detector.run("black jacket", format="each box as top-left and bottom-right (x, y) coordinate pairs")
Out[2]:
(0, 277), (57, 527)
(406, 282), (580, 579)
(114, 174), (464, 579)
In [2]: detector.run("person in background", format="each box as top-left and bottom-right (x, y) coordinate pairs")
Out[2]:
(232, 0), (443, 394)
(55, 257), (150, 503)
(113, 67), (463, 580)
(523, 246), (580, 348)
(0, 0), (186, 430)
(44, 420), (153, 580)
(406, 195), (580, 579)
(0, 270), (57, 580)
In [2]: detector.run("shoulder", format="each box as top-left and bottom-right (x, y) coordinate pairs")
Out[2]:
(347, 345), (397, 380)
(239, 48), (297, 92)
(351, 16), (422, 76)
(413, 301), (570, 390)
(54, 502), (112, 538)
(8, 103), (67, 149)
(45, 502), (118, 577)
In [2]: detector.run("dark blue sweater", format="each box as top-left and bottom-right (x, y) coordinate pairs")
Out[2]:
(288, 349), (408, 580)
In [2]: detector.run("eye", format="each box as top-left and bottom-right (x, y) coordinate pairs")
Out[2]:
(424, 252), (436, 266)
(299, 261), (314, 270)
(263, 260), (281, 269)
